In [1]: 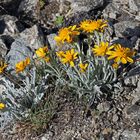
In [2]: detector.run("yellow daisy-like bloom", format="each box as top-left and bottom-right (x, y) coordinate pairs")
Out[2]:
(36, 47), (48, 58)
(92, 42), (112, 56)
(0, 103), (5, 109)
(56, 51), (65, 58)
(80, 19), (107, 33)
(79, 63), (88, 73)
(0, 61), (7, 74)
(36, 47), (50, 62)
(106, 44), (135, 64)
(15, 57), (30, 73)
(58, 49), (78, 67)
(54, 25), (80, 44)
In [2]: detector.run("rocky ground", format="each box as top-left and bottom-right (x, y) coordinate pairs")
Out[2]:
(0, 0), (140, 140)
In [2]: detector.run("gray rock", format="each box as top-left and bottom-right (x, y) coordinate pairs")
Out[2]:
(0, 15), (25, 51)
(135, 12), (140, 21)
(19, 25), (45, 50)
(124, 75), (139, 87)
(103, 3), (120, 19)
(67, 0), (104, 13)
(41, 132), (53, 140)
(47, 33), (57, 50)
(0, 15), (24, 36)
(0, 0), (21, 15)
(6, 38), (33, 70)
(18, 0), (40, 26)
(129, 0), (139, 12)
(0, 38), (7, 56)
(120, 130), (140, 140)
(114, 21), (140, 37)
(127, 103), (140, 120)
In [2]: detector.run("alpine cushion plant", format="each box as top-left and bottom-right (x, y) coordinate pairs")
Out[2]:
(0, 19), (137, 123)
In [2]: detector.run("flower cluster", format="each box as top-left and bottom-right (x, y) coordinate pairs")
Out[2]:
(92, 42), (135, 68)
(1, 19), (137, 117)
(79, 19), (107, 33)
(54, 19), (107, 44)
(54, 25), (80, 44)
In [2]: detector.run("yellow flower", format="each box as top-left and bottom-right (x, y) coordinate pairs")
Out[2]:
(0, 103), (5, 109)
(107, 44), (135, 64)
(112, 63), (119, 69)
(36, 47), (49, 58)
(79, 63), (88, 73)
(16, 57), (30, 73)
(92, 42), (112, 56)
(0, 61), (7, 74)
(56, 51), (65, 58)
(80, 19), (107, 33)
(58, 49), (78, 67)
(54, 25), (80, 44)
(36, 47), (50, 62)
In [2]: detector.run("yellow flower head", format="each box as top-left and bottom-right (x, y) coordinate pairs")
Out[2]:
(58, 49), (78, 67)
(54, 25), (80, 44)
(0, 60), (7, 74)
(36, 47), (50, 62)
(0, 103), (5, 109)
(56, 51), (65, 58)
(92, 42), (111, 56)
(79, 63), (88, 73)
(80, 19), (107, 33)
(36, 47), (49, 58)
(16, 57), (30, 73)
(107, 44), (135, 64)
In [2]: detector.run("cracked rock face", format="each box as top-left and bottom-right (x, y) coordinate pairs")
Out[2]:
(0, 15), (24, 36)
(18, 0), (40, 26)
(67, 0), (104, 13)
(114, 21), (140, 38)
(6, 38), (33, 70)
(0, 0), (21, 15)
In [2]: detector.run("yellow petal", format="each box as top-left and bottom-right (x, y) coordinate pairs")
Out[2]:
(121, 58), (127, 64)
(71, 25), (76, 30)
(127, 57), (134, 63)
(0, 103), (5, 109)
(70, 61), (74, 67)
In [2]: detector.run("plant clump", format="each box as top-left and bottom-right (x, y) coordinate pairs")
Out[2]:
(0, 19), (137, 134)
